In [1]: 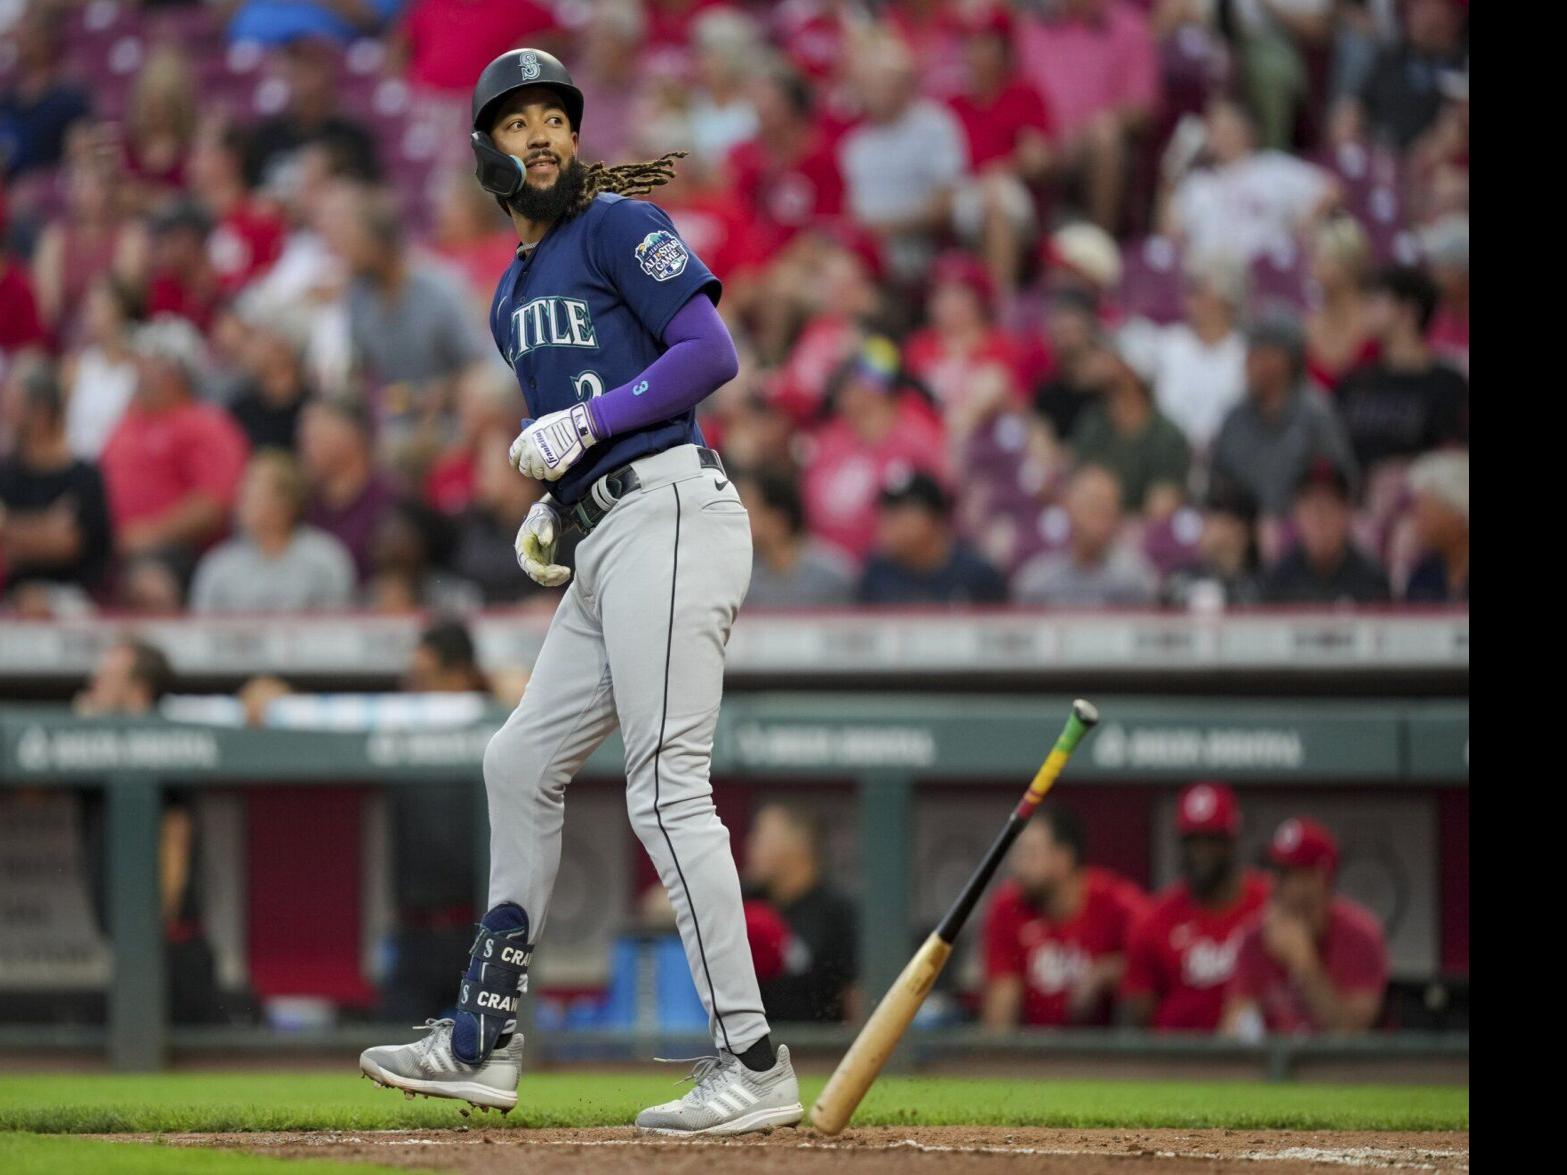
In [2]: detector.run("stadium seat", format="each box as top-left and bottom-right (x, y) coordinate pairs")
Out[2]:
(1118, 237), (1187, 325)
(1249, 241), (1310, 311)
(1142, 507), (1205, 576)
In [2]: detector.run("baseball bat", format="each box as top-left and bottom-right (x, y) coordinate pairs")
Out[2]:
(808, 698), (1100, 1136)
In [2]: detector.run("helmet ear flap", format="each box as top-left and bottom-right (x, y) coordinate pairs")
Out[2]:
(472, 132), (525, 201)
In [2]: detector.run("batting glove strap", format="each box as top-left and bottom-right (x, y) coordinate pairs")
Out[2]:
(513, 403), (599, 481)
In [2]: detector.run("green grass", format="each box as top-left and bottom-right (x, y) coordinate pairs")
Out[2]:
(0, 1134), (418, 1175)
(0, 1072), (1466, 1134)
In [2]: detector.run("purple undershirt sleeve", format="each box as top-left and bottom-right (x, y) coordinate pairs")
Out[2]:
(586, 294), (739, 440)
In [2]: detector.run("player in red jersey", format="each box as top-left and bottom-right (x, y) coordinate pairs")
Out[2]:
(1223, 818), (1388, 1038)
(1121, 782), (1270, 1032)
(981, 807), (1146, 1028)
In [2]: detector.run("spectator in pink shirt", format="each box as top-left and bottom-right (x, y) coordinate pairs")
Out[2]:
(100, 317), (250, 569)
(801, 338), (947, 563)
(566, 0), (648, 167)
(1017, 0), (1158, 234)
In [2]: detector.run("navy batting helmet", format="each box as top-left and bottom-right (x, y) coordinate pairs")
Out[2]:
(471, 48), (583, 136)
(470, 48), (584, 202)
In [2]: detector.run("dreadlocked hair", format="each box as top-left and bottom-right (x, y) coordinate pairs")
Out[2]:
(569, 151), (687, 217)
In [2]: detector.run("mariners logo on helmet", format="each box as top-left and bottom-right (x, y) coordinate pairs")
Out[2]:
(518, 51), (542, 81)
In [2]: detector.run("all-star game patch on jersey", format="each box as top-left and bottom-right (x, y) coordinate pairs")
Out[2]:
(489, 191), (720, 506)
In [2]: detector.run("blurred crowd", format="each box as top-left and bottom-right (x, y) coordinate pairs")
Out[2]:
(0, 0), (1470, 617)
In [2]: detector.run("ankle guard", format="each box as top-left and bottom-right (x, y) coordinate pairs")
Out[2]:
(451, 902), (531, 1065)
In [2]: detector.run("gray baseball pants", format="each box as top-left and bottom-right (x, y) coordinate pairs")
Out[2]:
(481, 444), (769, 1054)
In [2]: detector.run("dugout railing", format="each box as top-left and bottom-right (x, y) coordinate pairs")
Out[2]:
(0, 695), (1468, 1074)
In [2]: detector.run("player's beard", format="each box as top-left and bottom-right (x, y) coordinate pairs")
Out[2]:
(508, 156), (587, 223)
(1181, 842), (1236, 903)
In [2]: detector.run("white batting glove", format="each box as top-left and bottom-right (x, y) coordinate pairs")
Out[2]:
(509, 403), (598, 481)
(515, 497), (572, 587)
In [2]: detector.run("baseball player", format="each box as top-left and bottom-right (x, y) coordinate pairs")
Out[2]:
(359, 49), (802, 1136)
(1120, 782), (1271, 1032)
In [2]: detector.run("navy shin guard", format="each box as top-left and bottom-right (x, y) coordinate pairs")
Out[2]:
(452, 903), (531, 1065)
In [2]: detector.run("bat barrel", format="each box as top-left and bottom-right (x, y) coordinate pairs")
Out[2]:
(810, 935), (952, 1135)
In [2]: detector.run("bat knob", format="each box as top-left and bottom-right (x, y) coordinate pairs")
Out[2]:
(1072, 699), (1100, 727)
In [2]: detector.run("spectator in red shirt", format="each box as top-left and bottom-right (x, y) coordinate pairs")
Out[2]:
(765, 234), (883, 422)
(144, 200), (224, 336)
(1122, 783), (1271, 1032)
(394, 0), (561, 98)
(727, 63), (846, 262)
(0, 243), (47, 362)
(190, 124), (286, 299)
(1223, 818), (1389, 1038)
(1016, 0), (1158, 233)
(902, 251), (1027, 427)
(800, 337), (948, 563)
(99, 317), (250, 567)
(946, 6), (1056, 300)
(981, 807), (1147, 1029)
(421, 364), (519, 517)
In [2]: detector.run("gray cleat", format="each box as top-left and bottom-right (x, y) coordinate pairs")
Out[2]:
(359, 1018), (522, 1111)
(635, 1044), (804, 1136)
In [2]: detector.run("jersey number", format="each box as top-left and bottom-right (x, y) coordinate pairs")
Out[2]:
(571, 371), (605, 402)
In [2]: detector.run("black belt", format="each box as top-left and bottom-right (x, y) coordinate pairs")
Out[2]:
(567, 447), (724, 534)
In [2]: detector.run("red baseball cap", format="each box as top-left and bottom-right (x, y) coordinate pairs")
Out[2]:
(1177, 781), (1241, 837)
(931, 249), (995, 311)
(1269, 817), (1339, 874)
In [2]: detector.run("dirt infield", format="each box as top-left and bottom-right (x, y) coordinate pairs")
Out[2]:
(109, 1127), (1470, 1173)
